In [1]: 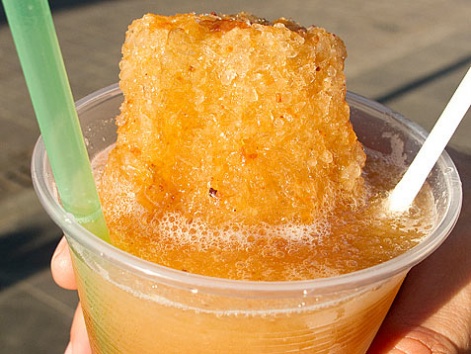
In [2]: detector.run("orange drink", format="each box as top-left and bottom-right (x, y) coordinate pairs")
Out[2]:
(32, 84), (461, 353)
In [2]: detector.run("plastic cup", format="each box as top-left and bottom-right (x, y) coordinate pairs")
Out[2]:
(31, 84), (462, 353)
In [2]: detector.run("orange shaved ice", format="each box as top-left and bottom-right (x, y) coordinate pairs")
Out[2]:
(98, 13), (366, 269)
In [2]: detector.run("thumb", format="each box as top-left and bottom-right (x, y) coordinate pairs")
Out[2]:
(368, 323), (458, 353)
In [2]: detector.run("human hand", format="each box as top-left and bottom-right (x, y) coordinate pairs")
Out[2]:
(50, 148), (471, 354)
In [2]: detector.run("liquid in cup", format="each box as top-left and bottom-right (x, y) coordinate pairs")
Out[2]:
(32, 85), (462, 353)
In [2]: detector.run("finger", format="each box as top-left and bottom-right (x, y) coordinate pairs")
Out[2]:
(368, 239), (469, 354)
(51, 236), (77, 290)
(368, 322), (459, 353)
(66, 302), (92, 354)
(367, 263), (464, 354)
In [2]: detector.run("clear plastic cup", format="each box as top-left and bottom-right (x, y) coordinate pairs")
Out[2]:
(31, 84), (462, 353)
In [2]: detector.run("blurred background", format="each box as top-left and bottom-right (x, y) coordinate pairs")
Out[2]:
(0, 0), (470, 352)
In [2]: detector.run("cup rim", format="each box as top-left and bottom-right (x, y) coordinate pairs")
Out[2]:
(31, 83), (463, 295)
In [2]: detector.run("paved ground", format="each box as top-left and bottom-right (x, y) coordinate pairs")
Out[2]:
(0, 0), (470, 353)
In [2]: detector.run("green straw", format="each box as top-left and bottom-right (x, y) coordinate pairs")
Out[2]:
(3, 0), (110, 242)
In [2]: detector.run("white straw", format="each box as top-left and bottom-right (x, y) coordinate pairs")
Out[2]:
(388, 66), (471, 212)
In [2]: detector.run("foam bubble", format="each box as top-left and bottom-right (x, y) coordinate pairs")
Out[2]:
(152, 211), (331, 253)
